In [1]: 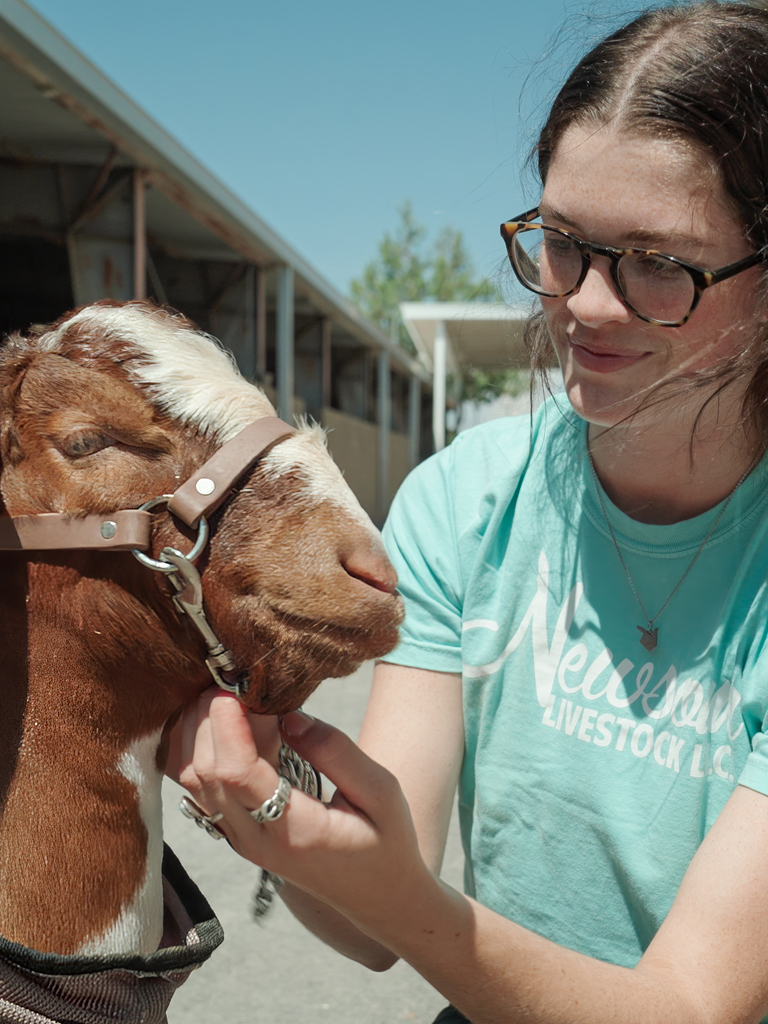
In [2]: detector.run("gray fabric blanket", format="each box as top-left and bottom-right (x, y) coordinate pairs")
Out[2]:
(0, 846), (223, 1024)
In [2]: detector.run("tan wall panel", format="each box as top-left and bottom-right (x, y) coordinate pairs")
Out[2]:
(260, 383), (305, 420)
(322, 407), (378, 517)
(388, 430), (411, 505)
(322, 408), (411, 520)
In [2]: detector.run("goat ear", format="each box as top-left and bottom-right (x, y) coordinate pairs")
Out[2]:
(0, 344), (31, 513)
(0, 408), (11, 518)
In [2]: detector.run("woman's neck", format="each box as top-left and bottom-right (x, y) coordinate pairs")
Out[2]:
(587, 411), (759, 525)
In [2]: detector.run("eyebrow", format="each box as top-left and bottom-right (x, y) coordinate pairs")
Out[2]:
(538, 204), (716, 252)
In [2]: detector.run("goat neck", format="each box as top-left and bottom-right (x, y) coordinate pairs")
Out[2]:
(0, 550), (206, 956)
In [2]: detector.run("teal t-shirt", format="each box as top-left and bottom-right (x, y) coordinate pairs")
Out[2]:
(381, 396), (768, 969)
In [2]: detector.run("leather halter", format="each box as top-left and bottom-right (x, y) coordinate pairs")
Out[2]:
(0, 416), (296, 552)
(0, 415), (297, 698)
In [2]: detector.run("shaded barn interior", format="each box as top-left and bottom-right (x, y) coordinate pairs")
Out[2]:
(0, 3), (432, 519)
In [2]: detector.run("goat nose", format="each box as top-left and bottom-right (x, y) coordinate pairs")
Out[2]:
(341, 541), (399, 596)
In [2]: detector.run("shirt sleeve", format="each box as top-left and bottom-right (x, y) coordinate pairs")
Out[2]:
(740, 737), (768, 794)
(734, 623), (768, 797)
(380, 442), (464, 673)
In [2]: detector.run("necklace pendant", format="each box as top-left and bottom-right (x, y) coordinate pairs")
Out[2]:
(637, 625), (658, 652)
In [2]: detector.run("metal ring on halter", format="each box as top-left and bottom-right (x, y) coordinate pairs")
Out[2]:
(131, 495), (210, 573)
(179, 795), (225, 840)
(249, 775), (292, 823)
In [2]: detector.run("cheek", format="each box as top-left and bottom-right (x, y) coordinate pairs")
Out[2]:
(675, 285), (759, 370)
(539, 297), (565, 342)
(704, 269), (762, 338)
(539, 298), (575, 374)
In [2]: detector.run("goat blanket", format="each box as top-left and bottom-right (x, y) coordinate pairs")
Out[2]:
(0, 846), (222, 1024)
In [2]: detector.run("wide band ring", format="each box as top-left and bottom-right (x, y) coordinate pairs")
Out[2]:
(249, 775), (291, 823)
(179, 795), (225, 840)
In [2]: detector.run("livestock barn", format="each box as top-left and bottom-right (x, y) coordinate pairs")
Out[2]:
(0, 0), (432, 521)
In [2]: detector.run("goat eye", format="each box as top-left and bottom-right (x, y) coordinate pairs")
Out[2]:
(61, 432), (114, 458)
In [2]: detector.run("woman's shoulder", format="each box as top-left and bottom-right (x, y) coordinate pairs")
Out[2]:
(416, 394), (577, 486)
(390, 395), (579, 528)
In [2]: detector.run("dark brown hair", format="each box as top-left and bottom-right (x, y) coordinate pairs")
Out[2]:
(526, 1), (768, 440)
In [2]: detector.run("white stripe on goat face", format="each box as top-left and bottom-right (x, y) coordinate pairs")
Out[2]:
(42, 304), (371, 523)
(260, 429), (375, 527)
(42, 304), (273, 440)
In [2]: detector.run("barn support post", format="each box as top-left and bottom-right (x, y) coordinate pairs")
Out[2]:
(432, 320), (447, 452)
(133, 169), (146, 301)
(242, 264), (255, 380)
(408, 375), (421, 468)
(377, 350), (391, 522)
(255, 265), (267, 381)
(321, 317), (332, 409)
(145, 250), (169, 305)
(276, 265), (295, 422)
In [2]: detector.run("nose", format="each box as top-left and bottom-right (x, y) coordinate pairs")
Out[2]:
(566, 257), (634, 328)
(340, 533), (399, 596)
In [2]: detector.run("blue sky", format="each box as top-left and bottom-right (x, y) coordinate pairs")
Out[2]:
(27, 0), (644, 297)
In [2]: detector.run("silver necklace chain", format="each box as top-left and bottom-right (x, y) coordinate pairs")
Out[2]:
(587, 449), (753, 651)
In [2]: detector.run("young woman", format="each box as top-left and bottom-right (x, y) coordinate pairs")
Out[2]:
(176, 5), (768, 1022)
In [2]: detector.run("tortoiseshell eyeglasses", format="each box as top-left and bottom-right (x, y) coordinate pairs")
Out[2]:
(500, 207), (765, 327)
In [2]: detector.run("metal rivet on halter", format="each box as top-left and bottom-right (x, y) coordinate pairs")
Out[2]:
(100, 521), (117, 540)
(195, 477), (216, 496)
(131, 495), (210, 574)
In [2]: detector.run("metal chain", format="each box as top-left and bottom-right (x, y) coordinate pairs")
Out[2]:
(252, 742), (321, 920)
(587, 449), (752, 632)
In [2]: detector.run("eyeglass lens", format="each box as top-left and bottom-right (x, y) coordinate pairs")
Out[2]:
(511, 227), (696, 323)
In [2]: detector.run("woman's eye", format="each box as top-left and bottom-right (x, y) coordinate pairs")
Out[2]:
(634, 253), (685, 280)
(61, 432), (114, 458)
(543, 234), (577, 258)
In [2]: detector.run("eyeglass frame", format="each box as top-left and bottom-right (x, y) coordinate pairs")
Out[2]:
(500, 207), (766, 327)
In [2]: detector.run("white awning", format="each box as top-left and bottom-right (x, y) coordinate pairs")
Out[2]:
(400, 301), (535, 375)
(400, 300), (539, 451)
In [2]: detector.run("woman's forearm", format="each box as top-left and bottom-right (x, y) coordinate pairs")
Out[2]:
(279, 881), (398, 971)
(345, 871), (697, 1024)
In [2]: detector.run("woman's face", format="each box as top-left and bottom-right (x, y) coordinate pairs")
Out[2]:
(539, 124), (763, 428)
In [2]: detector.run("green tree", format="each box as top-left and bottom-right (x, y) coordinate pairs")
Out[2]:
(350, 202), (499, 351)
(350, 203), (524, 404)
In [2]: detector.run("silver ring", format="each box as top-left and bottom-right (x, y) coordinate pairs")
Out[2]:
(132, 495), (210, 573)
(179, 795), (225, 840)
(249, 775), (291, 823)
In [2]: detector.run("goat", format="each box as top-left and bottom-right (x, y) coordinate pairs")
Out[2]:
(0, 301), (402, 1023)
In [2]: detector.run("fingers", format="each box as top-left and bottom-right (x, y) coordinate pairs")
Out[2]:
(176, 687), (215, 796)
(247, 711), (281, 767)
(175, 699), (424, 918)
(192, 693), (269, 813)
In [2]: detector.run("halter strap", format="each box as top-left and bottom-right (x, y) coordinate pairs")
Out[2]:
(168, 416), (295, 528)
(0, 509), (153, 551)
(0, 416), (296, 552)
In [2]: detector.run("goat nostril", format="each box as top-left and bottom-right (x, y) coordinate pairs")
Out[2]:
(342, 559), (398, 596)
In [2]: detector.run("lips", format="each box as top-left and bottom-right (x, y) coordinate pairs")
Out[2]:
(568, 337), (651, 374)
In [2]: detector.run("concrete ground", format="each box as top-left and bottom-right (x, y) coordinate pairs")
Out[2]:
(164, 662), (463, 1024)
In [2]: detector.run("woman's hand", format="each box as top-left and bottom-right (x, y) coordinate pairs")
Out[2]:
(167, 686), (281, 793)
(175, 688), (435, 935)
(173, 687), (768, 1024)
